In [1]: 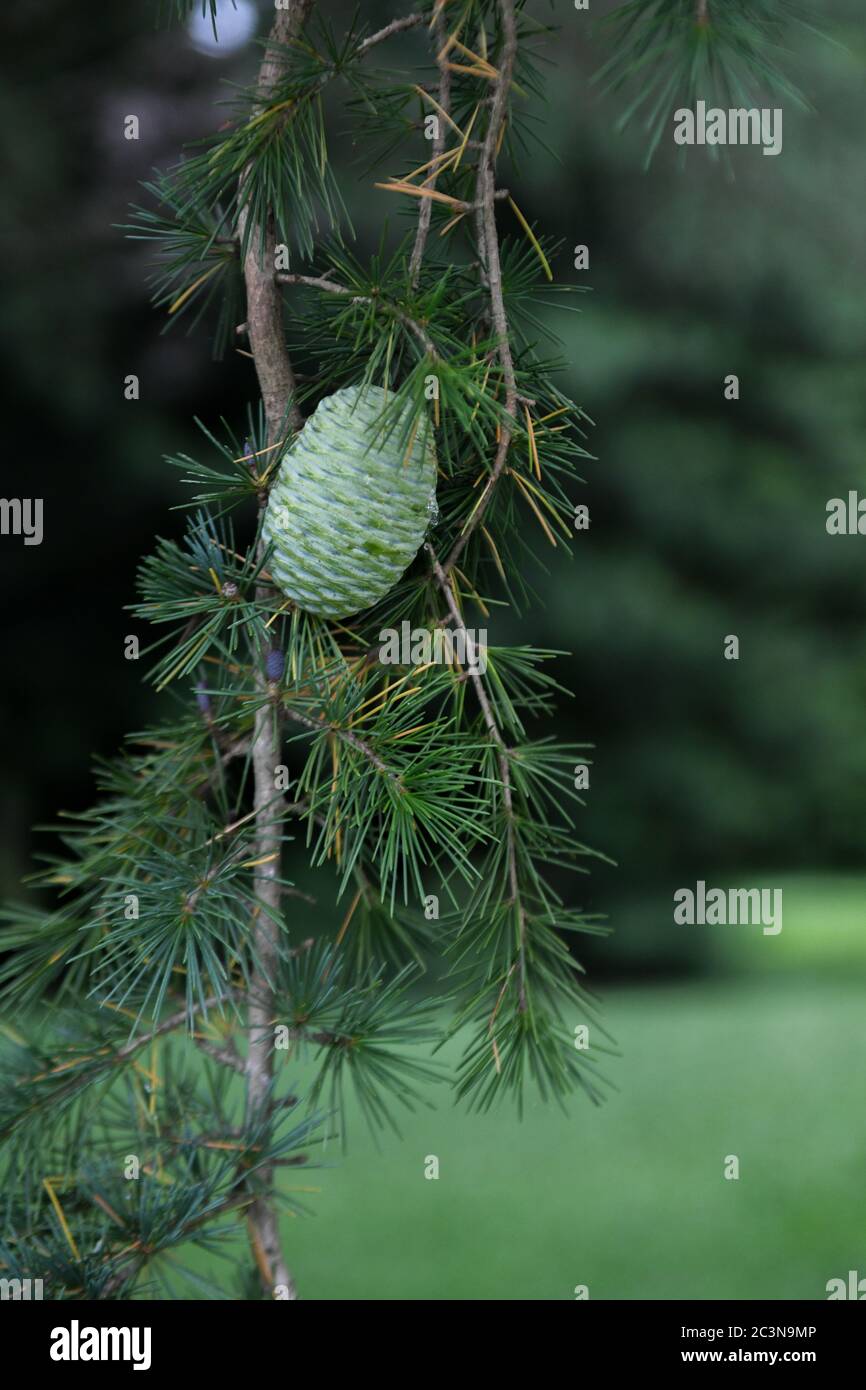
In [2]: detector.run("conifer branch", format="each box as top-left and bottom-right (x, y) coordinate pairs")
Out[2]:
(357, 12), (426, 56)
(283, 706), (400, 782)
(409, 8), (451, 286)
(102, 1191), (258, 1298)
(444, 0), (518, 574)
(275, 272), (346, 293)
(113, 995), (227, 1060)
(426, 544), (527, 1011)
(237, 27), (307, 441)
(275, 271), (438, 356)
(195, 1036), (246, 1075)
(238, 0), (314, 1302)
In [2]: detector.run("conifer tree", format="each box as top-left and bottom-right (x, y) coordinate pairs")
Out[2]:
(0, 0), (811, 1301)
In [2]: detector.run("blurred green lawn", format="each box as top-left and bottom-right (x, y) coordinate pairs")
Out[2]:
(21, 875), (866, 1301)
(714, 873), (866, 973)
(267, 974), (865, 1300)
(160, 874), (866, 1300)
(265, 876), (866, 1300)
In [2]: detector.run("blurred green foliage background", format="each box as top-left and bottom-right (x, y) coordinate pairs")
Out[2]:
(1, 0), (864, 1299)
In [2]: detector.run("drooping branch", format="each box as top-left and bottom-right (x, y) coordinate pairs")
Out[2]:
(283, 706), (400, 782)
(426, 544), (526, 1018)
(418, 1), (527, 1039)
(444, 0), (518, 574)
(357, 12), (426, 56)
(237, 14), (308, 442)
(409, 8), (451, 286)
(275, 271), (439, 357)
(114, 995), (228, 1061)
(194, 1037), (246, 1075)
(239, 0), (314, 1303)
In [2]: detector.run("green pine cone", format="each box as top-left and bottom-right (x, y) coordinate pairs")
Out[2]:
(262, 384), (438, 619)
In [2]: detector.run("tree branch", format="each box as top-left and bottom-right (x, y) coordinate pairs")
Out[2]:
(283, 705), (400, 782)
(409, 9), (451, 286)
(425, 543), (526, 1012)
(424, 4), (526, 1019)
(239, 0), (314, 1303)
(444, 0), (518, 574)
(112, 995), (227, 1062)
(275, 272), (438, 357)
(357, 13), (426, 56)
(194, 1037), (245, 1075)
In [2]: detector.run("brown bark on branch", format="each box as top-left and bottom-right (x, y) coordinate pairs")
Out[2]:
(444, 0), (518, 574)
(426, 544), (526, 1013)
(283, 705), (400, 781)
(422, 2), (527, 1031)
(357, 12), (425, 56)
(409, 9), (451, 286)
(275, 272), (438, 357)
(239, 0), (314, 1302)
